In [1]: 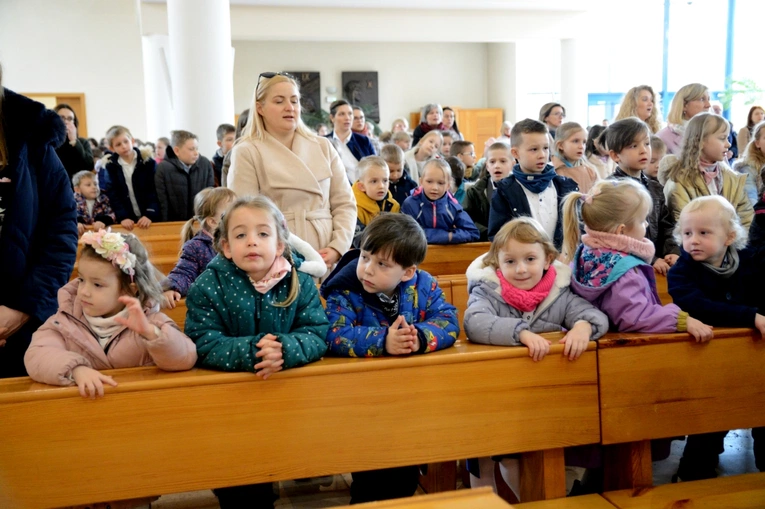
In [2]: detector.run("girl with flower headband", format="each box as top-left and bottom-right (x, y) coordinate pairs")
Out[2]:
(184, 195), (329, 507)
(563, 179), (713, 340)
(24, 229), (197, 398)
(464, 217), (609, 500)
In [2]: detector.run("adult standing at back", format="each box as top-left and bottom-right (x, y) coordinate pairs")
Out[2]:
(442, 107), (463, 141)
(54, 103), (94, 180)
(0, 66), (78, 378)
(326, 99), (376, 183)
(539, 102), (566, 139)
(738, 105), (765, 150)
(228, 73), (356, 270)
(412, 103), (446, 147)
(614, 85), (662, 134)
(656, 83), (710, 155)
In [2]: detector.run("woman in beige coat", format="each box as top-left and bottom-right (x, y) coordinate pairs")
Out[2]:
(228, 74), (356, 270)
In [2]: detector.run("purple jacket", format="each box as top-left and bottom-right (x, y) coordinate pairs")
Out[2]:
(569, 245), (684, 333)
(161, 231), (214, 297)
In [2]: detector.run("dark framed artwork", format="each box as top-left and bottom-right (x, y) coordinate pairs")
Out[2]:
(285, 71), (321, 115)
(342, 71), (379, 122)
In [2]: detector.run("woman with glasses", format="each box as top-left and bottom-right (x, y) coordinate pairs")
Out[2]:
(53, 103), (94, 181)
(657, 83), (711, 155)
(228, 73), (355, 273)
(539, 102), (566, 139)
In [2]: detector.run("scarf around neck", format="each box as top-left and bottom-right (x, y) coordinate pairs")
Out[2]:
(497, 265), (557, 312)
(352, 126), (370, 137)
(248, 256), (292, 294)
(83, 308), (130, 348)
(701, 246), (740, 278)
(582, 228), (656, 263)
(699, 157), (721, 186)
(512, 164), (556, 194)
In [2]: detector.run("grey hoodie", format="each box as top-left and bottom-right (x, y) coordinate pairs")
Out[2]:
(463, 254), (609, 346)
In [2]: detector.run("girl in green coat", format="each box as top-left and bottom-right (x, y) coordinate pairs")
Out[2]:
(185, 195), (329, 508)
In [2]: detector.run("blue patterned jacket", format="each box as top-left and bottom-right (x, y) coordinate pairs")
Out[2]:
(320, 250), (459, 357)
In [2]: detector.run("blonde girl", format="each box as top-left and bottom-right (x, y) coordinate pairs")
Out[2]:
(737, 105), (765, 149)
(404, 129), (443, 185)
(733, 120), (765, 204)
(662, 113), (753, 228)
(25, 230), (197, 396)
(656, 83), (711, 154)
(161, 187), (237, 308)
(552, 122), (600, 193)
(564, 179), (713, 341)
(228, 73), (356, 271)
(614, 85), (662, 134)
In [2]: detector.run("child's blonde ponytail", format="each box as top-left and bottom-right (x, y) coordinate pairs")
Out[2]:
(561, 190), (585, 263)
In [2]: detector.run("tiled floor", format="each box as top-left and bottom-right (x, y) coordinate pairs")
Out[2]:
(153, 430), (760, 509)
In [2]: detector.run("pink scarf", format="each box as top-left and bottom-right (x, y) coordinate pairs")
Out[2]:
(582, 228), (655, 263)
(699, 157), (720, 186)
(497, 265), (557, 312)
(248, 256), (292, 294)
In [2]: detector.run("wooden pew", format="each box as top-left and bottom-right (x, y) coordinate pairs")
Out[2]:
(514, 494), (616, 508)
(109, 221), (187, 238)
(0, 340), (600, 508)
(603, 472), (765, 508)
(597, 328), (765, 491)
(419, 242), (488, 276)
(354, 487), (511, 508)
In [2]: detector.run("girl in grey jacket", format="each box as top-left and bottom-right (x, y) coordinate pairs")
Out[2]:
(463, 217), (608, 500)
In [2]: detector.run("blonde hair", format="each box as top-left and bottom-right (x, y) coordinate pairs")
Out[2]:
(615, 85), (662, 134)
(667, 83), (709, 125)
(743, 121), (765, 171)
(392, 118), (409, 131)
(105, 125), (133, 148)
(675, 195), (747, 250)
(357, 155), (389, 181)
(239, 74), (315, 143)
(422, 158), (452, 183)
(562, 179), (652, 262)
(554, 122), (588, 163)
(483, 217), (558, 270)
(79, 234), (164, 308)
(180, 187), (237, 248)
(214, 195), (298, 307)
(415, 129), (443, 150)
(664, 113), (730, 184)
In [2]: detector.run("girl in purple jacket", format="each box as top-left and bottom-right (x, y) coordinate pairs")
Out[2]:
(563, 179), (713, 340)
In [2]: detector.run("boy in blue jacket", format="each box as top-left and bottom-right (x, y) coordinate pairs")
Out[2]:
(401, 158), (479, 244)
(320, 213), (459, 503)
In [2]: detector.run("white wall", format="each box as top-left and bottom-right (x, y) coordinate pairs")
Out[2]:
(0, 0), (147, 141)
(232, 41), (489, 130)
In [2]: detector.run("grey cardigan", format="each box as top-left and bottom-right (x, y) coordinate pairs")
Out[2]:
(463, 255), (609, 346)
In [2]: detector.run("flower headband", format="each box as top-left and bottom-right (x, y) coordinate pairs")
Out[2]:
(81, 229), (137, 279)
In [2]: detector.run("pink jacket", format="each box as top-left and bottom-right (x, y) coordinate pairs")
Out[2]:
(24, 280), (197, 386)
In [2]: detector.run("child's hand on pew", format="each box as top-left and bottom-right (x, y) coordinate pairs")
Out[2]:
(77, 223), (86, 236)
(686, 316), (714, 343)
(385, 315), (418, 355)
(93, 220), (106, 231)
(255, 334), (284, 380)
(163, 290), (181, 309)
(559, 321), (592, 361)
(72, 365), (118, 399)
(664, 254), (679, 266)
(120, 219), (135, 230)
(136, 216), (152, 229)
(653, 258), (670, 275)
(754, 314), (765, 339)
(519, 330), (551, 362)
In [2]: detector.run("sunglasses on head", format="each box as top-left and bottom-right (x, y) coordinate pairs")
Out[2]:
(256, 72), (295, 95)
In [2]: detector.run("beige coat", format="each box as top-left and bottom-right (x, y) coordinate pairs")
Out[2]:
(24, 280), (197, 387)
(227, 131), (356, 257)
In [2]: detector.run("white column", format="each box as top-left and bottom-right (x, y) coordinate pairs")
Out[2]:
(560, 39), (588, 126)
(141, 34), (174, 143)
(486, 43), (517, 123)
(167, 0), (234, 155)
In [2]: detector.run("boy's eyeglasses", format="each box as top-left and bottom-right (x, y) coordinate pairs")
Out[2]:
(256, 71), (295, 96)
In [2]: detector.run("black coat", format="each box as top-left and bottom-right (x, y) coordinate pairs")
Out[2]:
(389, 169), (418, 207)
(155, 148), (214, 222)
(0, 89), (78, 377)
(56, 136), (93, 182)
(463, 174), (492, 241)
(325, 131), (376, 160)
(100, 147), (160, 223)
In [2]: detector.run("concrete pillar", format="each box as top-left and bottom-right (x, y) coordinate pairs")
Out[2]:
(141, 34), (174, 143)
(167, 0), (234, 155)
(487, 43), (518, 123)
(560, 38), (588, 127)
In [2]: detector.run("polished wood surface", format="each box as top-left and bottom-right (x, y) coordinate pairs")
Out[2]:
(354, 487), (511, 508)
(0, 340), (598, 508)
(421, 243), (488, 278)
(598, 328), (765, 444)
(109, 221), (187, 238)
(603, 472), (765, 508)
(514, 493), (617, 508)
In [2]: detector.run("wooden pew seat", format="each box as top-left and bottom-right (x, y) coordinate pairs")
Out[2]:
(603, 472), (765, 508)
(514, 494), (616, 508)
(0, 339), (599, 508)
(354, 487), (511, 508)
